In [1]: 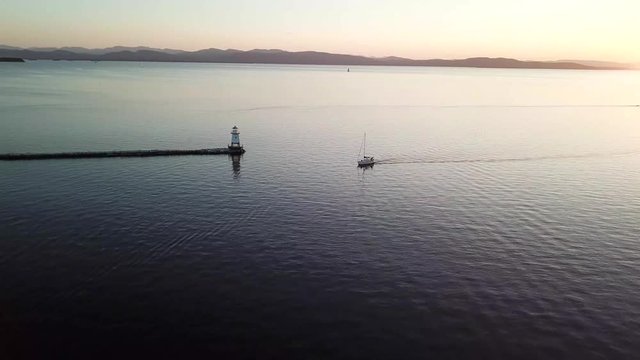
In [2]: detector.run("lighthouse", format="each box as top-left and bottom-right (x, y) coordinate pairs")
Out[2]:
(228, 126), (245, 154)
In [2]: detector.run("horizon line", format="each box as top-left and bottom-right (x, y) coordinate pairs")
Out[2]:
(1, 43), (634, 65)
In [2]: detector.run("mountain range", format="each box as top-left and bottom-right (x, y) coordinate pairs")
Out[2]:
(0, 45), (630, 70)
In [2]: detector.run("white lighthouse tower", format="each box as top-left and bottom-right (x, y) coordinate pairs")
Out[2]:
(228, 126), (244, 154)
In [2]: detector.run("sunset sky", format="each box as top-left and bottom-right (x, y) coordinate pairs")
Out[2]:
(2, 0), (639, 62)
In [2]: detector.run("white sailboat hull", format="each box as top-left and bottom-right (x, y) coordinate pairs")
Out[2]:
(358, 157), (375, 166)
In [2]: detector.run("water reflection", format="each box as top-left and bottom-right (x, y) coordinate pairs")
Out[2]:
(229, 154), (242, 179)
(357, 162), (374, 182)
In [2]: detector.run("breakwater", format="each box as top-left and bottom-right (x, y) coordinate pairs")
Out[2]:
(0, 148), (245, 161)
(0, 57), (25, 62)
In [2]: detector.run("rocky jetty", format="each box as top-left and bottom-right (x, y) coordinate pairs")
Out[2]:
(0, 57), (25, 62)
(0, 148), (245, 161)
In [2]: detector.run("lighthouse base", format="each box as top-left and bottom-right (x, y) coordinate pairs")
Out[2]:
(228, 145), (245, 155)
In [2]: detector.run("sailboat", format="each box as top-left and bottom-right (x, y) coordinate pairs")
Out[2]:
(357, 132), (375, 167)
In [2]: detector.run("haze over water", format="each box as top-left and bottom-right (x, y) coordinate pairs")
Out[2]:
(1, 61), (640, 358)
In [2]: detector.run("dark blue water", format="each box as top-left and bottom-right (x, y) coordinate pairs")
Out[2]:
(1, 61), (640, 359)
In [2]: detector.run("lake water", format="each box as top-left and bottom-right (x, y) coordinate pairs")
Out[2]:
(1, 61), (640, 359)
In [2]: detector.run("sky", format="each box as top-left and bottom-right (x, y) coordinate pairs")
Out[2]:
(1, 0), (639, 62)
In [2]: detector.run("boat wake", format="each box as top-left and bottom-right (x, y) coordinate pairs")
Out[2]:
(374, 149), (640, 166)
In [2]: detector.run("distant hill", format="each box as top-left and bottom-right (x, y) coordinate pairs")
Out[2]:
(0, 45), (22, 50)
(557, 59), (630, 69)
(25, 45), (187, 55)
(0, 45), (625, 70)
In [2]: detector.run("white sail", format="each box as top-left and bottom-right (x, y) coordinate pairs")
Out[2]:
(357, 132), (375, 166)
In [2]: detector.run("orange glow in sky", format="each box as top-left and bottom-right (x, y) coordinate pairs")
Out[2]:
(1, 0), (639, 63)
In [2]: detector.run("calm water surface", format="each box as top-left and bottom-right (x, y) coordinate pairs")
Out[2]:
(1, 61), (640, 359)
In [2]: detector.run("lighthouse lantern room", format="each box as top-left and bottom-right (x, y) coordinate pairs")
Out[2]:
(228, 126), (244, 154)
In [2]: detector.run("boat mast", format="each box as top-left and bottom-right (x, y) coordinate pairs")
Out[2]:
(364, 132), (366, 157)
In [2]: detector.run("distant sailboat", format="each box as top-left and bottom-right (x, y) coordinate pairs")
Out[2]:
(357, 132), (375, 167)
